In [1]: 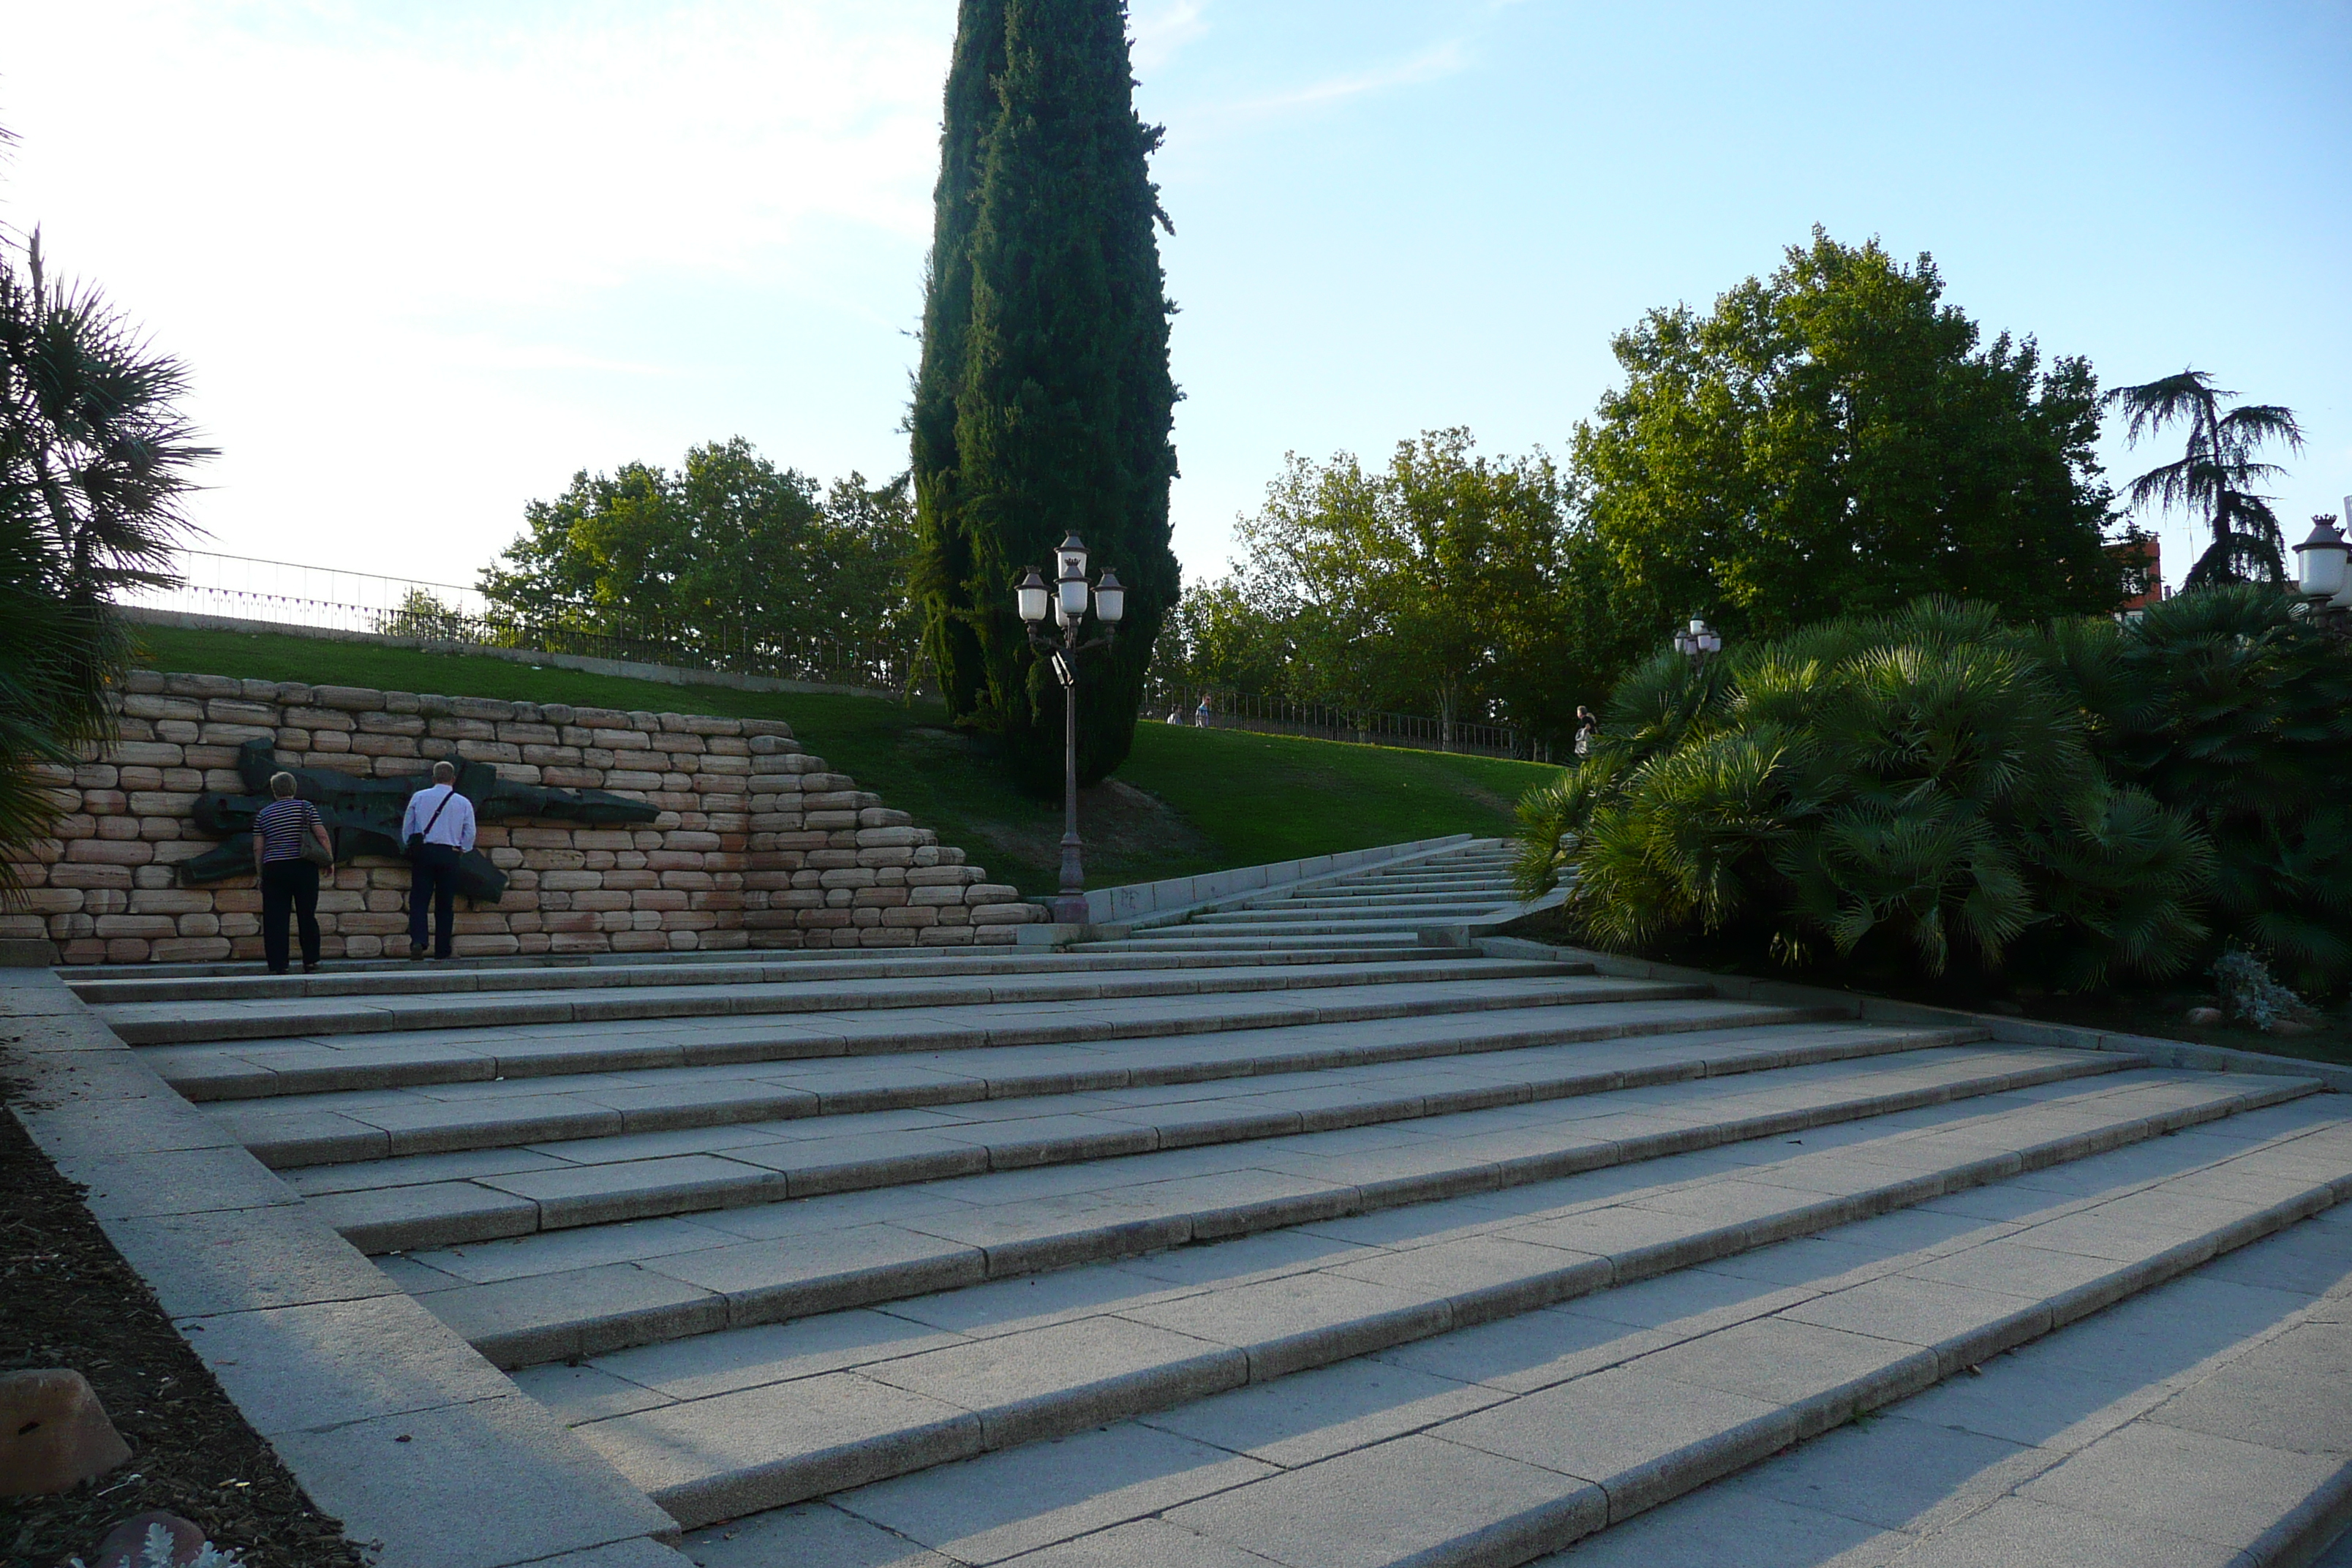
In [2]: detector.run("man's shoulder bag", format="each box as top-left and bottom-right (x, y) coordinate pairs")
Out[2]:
(404, 787), (457, 860)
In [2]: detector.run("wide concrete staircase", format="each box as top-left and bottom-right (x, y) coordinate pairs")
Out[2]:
(1082, 838), (1528, 953)
(67, 837), (2352, 1567)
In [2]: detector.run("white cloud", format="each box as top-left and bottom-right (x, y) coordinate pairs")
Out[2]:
(0, 0), (956, 576)
(1130, 0), (1209, 72)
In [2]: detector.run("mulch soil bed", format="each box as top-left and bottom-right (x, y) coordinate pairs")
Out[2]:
(1, 1072), (367, 1568)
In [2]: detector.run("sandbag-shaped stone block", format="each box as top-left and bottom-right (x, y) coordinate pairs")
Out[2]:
(0, 1368), (132, 1495)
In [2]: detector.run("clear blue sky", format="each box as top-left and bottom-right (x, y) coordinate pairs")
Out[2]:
(4, 0), (2345, 596)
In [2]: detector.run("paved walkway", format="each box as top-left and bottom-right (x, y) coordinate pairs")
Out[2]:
(65, 838), (2352, 1566)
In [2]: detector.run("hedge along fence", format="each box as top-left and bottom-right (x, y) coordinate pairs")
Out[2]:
(2, 669), (1041, 965)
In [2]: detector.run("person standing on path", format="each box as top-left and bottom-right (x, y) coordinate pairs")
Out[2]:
(402, 760), (476, 960)
(250, 771), (332, 974)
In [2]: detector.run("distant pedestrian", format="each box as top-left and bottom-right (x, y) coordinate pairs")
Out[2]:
(251, 772), (331, 974)
(402, 760), (476, 961)
(1574, 706), (1599, 759)
(1194, 696), (1212, 728)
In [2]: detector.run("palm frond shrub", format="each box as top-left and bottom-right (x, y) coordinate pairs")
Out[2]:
(2080, 586), (2352, 990)
(0, 214), (208, 897)
(1520, 600), (2213, 991)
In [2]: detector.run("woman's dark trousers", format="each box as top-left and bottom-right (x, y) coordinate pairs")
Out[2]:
(260, 859), (321, 972)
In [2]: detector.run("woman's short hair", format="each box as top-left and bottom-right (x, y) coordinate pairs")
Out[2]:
(270, 772), (298, 799)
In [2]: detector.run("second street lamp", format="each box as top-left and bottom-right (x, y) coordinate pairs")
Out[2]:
(1016, 534), (1125, 924)
(1672, 617), (1722, 668)
(2294, 505), (2352, 635)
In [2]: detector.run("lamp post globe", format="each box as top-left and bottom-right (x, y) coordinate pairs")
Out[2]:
(2294, 517), (2349, 603)
(1015, 567), (1051, 625)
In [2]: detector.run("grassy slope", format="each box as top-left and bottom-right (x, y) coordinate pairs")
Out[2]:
(132, 625), (1552, 894)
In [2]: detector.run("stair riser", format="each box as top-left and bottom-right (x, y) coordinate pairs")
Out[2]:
(1441, 1188), (2351, 1568)
(108, 958), (1591, 1047)
(235, 1002), (1941, 1168)
(154, 970), (1657, 1102)
(633, 1088), (2335, 1529)
(72, 945), (1444, 1006)
(440, 1049), (2162, 1357)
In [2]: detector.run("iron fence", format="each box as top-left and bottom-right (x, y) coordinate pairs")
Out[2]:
(1142, 684), (1547, 761)
(124, 552), (1562, 759)
(121, 551), (927, 696)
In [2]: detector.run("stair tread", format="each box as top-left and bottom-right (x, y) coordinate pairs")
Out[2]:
(1532, 1193), (2352, 1566)
(143, 970), (1663, 1100)
(561, 1082), (2349, 1531)
(680, 1147), (2352, 1567)
(382, 1042), (2179, 1363)
(67, 944), (1461, 1006)
(302, 1017), (1996, 1209)
(98, 956), (1586, 1045)
(212, 987), (1786, 1164)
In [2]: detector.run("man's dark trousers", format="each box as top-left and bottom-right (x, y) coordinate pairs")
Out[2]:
(408, 843), (461, 959)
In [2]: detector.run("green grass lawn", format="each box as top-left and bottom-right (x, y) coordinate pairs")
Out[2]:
(132, 625), (1554, 895)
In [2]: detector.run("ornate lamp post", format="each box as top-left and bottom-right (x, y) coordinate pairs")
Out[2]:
(2294, 503), (2352, 634)
(1015, 533), (1126, 924)
(1671, 616), (1722, 668)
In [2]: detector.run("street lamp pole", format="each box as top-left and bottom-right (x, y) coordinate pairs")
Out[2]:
(1014, 534), (1126, 925)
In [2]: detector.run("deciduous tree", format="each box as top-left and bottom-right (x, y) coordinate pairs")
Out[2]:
(480, 439), (914, 652)
(1574, 230), (2123, 643)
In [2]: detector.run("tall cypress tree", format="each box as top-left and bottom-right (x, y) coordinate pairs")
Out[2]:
(910, 0), (1178, 790)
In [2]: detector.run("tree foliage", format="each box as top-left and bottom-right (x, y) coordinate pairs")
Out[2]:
(480, 438), (914, 651)
(0, 209), (207, 896)
(1183, 430), (1589, 745)
(910, 0), (1180, 789)
(2104, 369), (2304, 589)
(1574, 230), (2124, 644)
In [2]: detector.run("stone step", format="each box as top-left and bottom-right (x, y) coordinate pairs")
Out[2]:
(1077, 945), (1420, 959)
(1245, 894), (1518, 913)
(146, 968), (1669, 1103)
(1273, 884), (1518, 903)
(1528, 1195), (2352, 1567)
(96, 954), (1587, 1047)
(67, 943), (1460, 1007)
(1114, 1108), (2352, 1568)
(212, 981), (1738, 1166)
(311, 1006), (1979, 1257)
(1115, 920), (1458, 938)
(551, 1071), (2342, 1531)
(1192, 905), (1512, 925)
(369, 1036), (2124, 1354)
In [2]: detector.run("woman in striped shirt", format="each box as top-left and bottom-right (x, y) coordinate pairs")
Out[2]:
(250, 771), (333, 973)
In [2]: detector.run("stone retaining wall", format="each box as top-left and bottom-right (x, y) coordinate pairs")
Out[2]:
(2, 669), (1042, 965)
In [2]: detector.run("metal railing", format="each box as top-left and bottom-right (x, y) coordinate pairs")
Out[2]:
(121, 551), (1559, 759)
(121, 551), (928, 696)
(1143, 685), (1541, 760)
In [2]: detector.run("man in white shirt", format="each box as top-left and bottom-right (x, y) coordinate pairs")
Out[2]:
(402, 760), (478, 960)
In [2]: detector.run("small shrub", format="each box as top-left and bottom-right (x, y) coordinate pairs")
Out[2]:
(2209, 946), (2308, 1030)
(72, 1523), (246, 1568)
